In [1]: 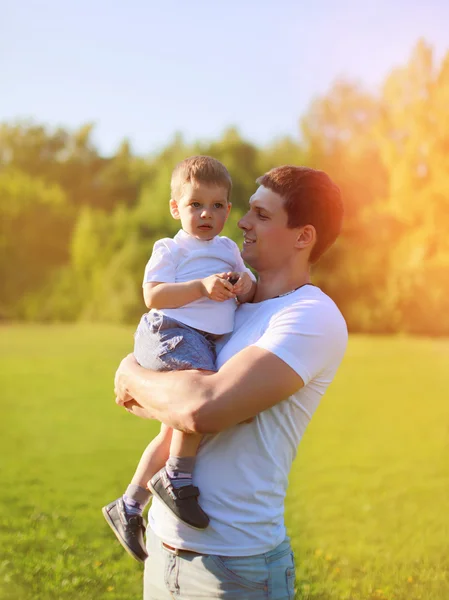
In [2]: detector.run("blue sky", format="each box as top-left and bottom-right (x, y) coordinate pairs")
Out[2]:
(2, 0), (449, 155)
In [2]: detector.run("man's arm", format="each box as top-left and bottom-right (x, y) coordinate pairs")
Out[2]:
(115, 346), (304, 434)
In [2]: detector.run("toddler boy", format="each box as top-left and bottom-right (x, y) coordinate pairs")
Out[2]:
(102, 156), (256, 562)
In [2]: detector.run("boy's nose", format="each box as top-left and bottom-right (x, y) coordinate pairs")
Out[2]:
(201, 209), (212, 218)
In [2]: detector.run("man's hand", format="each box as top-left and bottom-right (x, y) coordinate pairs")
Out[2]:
(122, 398), (150, 419)
(201, 273), (236, 302)
(114, 353), (138, 406)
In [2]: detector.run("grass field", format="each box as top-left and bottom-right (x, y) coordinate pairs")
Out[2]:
(0, 325), (448, 600)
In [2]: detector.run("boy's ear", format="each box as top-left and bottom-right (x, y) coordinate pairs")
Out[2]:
(169, 199), (180, 219)
(226, 202), (232, 218)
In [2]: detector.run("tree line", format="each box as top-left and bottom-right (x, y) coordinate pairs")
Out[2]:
(1, 40), (448, 334)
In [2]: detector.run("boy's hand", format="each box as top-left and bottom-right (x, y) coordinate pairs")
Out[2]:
(228, 272), (253, 296)
(201, 273), (236, 302)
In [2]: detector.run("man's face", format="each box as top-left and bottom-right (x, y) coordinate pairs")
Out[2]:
(238, 185), (299, 271)
(171, 181), (231, 240)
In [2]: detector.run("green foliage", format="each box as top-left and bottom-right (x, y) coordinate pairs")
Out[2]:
(1, 326), (449, 598)
(1, 40), (448, 332)
(202, 127), (261, 214)
(302, 41), (449, 334)
(0, 167), (71, 318)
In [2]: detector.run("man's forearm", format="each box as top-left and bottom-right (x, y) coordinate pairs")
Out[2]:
(115, 346), (304, 436)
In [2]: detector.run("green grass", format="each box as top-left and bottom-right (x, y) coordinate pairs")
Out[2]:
(1, 325), (448, 599)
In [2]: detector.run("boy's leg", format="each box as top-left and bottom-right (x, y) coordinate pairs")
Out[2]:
(135, 315), (215, 529)
(149, 430), (210, 530)
(124, 423), (174, 513)
(102, 424), (173, 563)
(165, 429), (203, 489)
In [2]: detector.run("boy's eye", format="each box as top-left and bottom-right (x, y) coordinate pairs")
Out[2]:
(191, 202), (201, 208)
(214, 203), (224, 209)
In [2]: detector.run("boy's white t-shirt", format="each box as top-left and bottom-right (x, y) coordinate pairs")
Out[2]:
(148, 284), (348, 555)
(143, 229), (254, 334)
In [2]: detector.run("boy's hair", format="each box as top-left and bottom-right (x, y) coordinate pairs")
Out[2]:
(256, 166), (343, 263)
(171, 156), (232, 201)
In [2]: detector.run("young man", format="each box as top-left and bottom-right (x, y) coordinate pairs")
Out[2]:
(115, 166), (348, 599)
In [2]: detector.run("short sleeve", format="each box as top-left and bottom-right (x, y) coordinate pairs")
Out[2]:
(143, 240), (177, 285)
(253, 301), (348, 386)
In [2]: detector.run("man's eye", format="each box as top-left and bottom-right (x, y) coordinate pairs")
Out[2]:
(258, 213), (268, 220)
(214, 203), (224, 209)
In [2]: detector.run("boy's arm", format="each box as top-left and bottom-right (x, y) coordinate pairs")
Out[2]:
(235, 273), (257, 304)
(144, 275), (236, 309)
(225, 272), (257, 304)
(227, 241), (257, 303)
(144, 281), (202, 309)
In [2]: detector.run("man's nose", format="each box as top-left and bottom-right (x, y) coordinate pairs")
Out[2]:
(238, 213), (250, 230)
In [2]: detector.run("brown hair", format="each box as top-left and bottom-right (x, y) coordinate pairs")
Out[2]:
(256, 166), (343, 263)
(171, 156), (232, 201)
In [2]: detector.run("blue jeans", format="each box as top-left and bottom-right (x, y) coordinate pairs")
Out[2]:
(144, 527), (296, 599)
(134, 310), (217, 372)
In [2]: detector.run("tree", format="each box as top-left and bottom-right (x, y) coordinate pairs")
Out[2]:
(0, 167), (70, 318)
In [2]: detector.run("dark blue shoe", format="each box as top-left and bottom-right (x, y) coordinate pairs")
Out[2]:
(102, 497), (148, 563)
(148, 469), (210, 530)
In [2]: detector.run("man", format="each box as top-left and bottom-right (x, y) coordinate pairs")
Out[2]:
(114, 166), (348, 599)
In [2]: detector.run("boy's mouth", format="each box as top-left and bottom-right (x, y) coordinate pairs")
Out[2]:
(198, 225), (213, 229)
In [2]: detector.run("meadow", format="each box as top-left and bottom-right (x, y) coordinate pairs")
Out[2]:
(0, 325), (448, 600)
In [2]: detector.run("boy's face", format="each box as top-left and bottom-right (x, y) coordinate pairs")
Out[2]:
(170, 181), (231, 240)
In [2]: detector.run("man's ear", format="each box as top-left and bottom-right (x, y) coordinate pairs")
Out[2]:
(169, 199), (180, 219)
(295, 225), (316, 251)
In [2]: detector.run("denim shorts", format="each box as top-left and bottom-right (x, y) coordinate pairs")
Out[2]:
(134, 310), (217, 373)
(144, 527), (296, 599)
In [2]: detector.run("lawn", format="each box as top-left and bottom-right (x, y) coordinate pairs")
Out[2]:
(0, 325), (448, 599)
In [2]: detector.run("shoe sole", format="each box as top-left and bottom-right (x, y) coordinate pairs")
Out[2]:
(101, 506), (147, 564)
(147, 481), (208, 531)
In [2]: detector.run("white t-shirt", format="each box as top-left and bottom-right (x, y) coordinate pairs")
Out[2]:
(143, 229), (254, 335)
(148, 284), (348, 555)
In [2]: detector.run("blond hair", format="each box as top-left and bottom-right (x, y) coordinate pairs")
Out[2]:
(171, 156), (232, 201)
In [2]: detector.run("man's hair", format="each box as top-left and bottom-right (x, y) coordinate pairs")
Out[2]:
(256, 166), (343, 263)
(171, 156), (232, 201)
